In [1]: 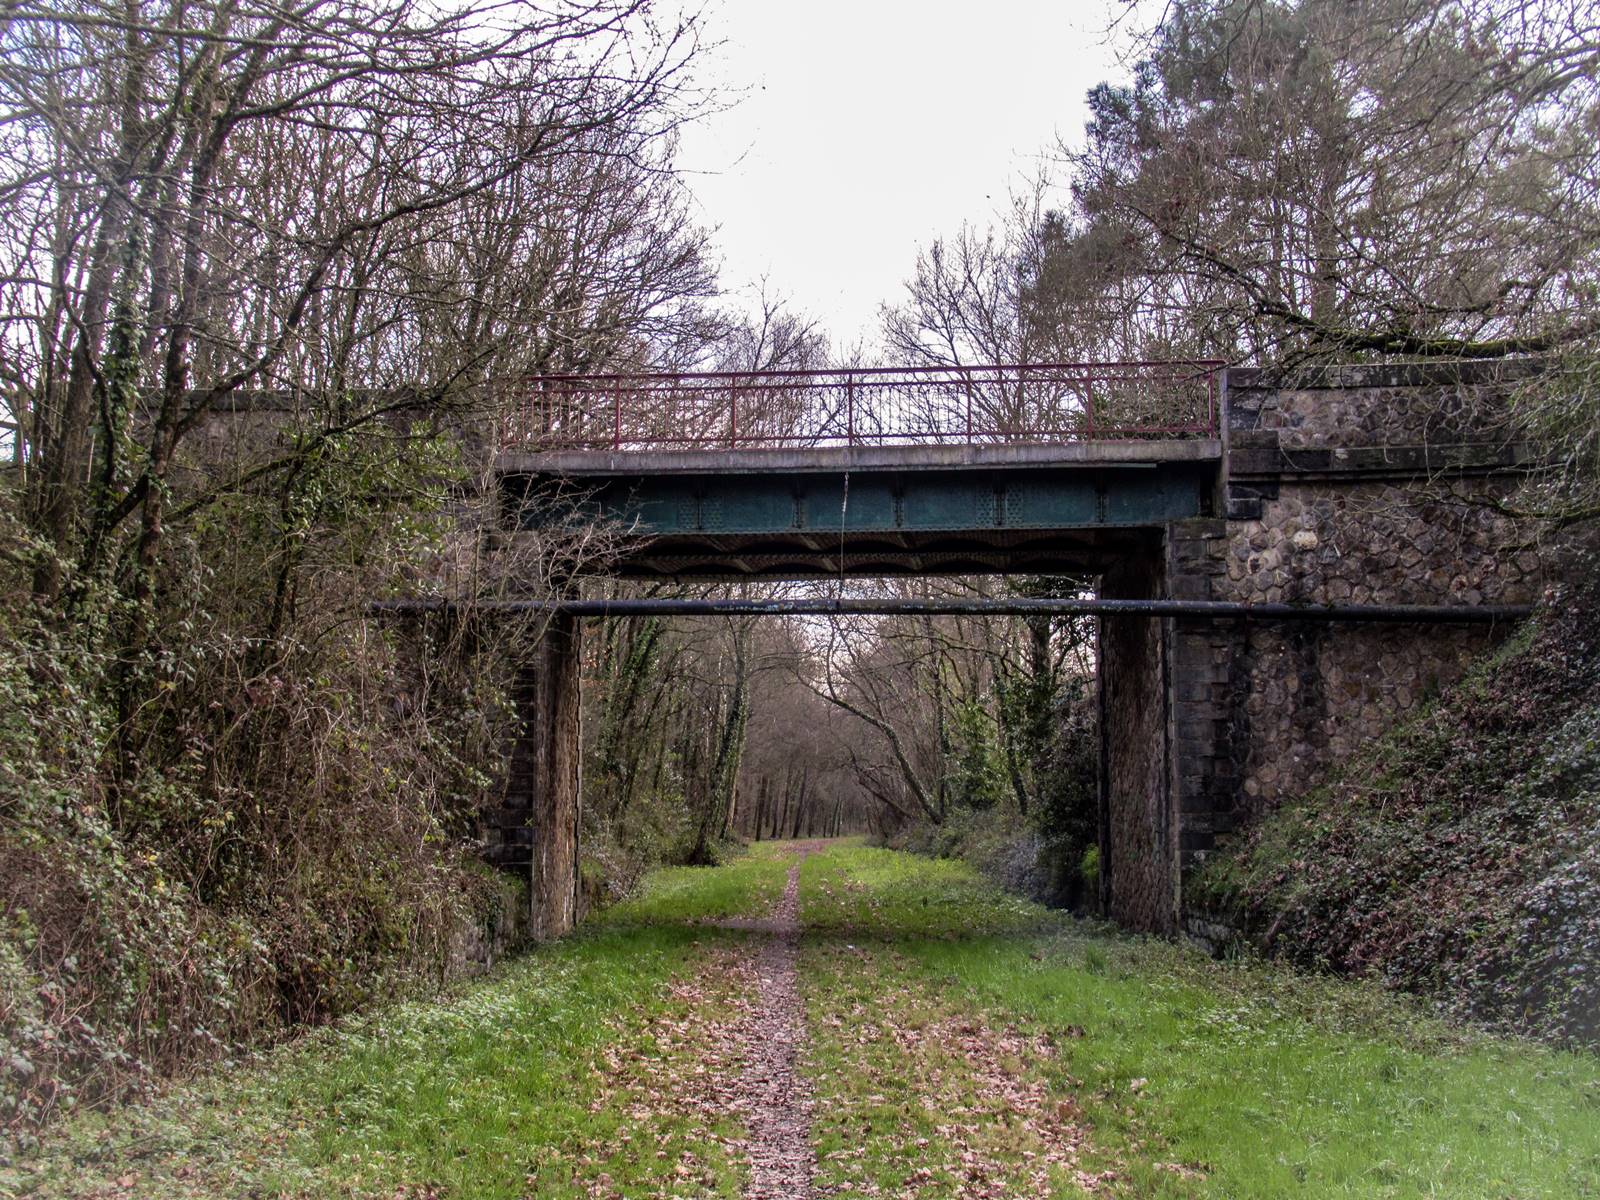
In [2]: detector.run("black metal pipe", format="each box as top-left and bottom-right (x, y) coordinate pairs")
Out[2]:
(369, 596), (1533, 624)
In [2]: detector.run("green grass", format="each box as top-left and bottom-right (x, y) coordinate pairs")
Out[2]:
(598, 839), (793, 927)
(799, 842), (1600, 1199)
(6, 839), (1597, 1198)
(800, 839), (1064, 939)
(1, 844), (795, 1199)
(802, 938), (1095, 1196)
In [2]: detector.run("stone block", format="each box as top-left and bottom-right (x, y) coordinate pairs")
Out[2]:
(1167, 575), (1213, 601)
(1180, 828), (1215, 853)
(1172, 518), (1229, 539)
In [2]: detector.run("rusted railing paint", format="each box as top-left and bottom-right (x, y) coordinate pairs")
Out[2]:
(500, 361), (1224, 452)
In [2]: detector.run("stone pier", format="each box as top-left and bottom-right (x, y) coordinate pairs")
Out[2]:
(488, 611), (584, 940)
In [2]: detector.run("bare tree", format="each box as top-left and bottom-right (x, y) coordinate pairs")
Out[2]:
(0, 0), (713, 604)
(885, 0), (1600, 518)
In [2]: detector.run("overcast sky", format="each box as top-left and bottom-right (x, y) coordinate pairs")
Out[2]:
(671, 2), (1132, 355)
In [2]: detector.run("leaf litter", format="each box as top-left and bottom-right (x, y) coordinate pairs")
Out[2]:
(804, 944), (1112, 1197)
(579, 843), (827, 1199)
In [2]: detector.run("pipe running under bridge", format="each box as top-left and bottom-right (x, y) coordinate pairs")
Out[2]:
(370, 597), (1534, 623)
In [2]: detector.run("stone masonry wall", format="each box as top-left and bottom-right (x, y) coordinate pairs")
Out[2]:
(1214, 480), (1533, 812)
(1160, 361), (1543, 897)
(490, 611), (584, 940)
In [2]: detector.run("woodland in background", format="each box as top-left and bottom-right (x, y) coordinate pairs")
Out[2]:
(1, 0), (1598, 1140)
(578, 579), (1101, 904)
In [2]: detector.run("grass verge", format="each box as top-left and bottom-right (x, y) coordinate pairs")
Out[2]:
(8, 840), (1597, 1199)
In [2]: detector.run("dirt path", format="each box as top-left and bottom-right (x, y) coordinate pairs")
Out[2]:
(727, 843), (824, 1200)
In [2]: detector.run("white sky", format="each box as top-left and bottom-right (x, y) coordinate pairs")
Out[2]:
(672, 2), (1132, 355)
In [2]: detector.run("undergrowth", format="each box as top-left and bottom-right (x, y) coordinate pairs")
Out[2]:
(1193, 569), (1600, 1048)
(0, 437), (533, 1142)
(0, 845), (794, 1198)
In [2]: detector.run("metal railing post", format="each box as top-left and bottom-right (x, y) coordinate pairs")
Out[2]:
(510, 359), (1227, 453)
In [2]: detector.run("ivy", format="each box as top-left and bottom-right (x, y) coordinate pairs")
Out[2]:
(1196, 568), (1600, 1048)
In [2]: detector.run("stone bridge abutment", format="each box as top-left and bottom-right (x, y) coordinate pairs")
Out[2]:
(1099, 360), (1541, 931)
(493, 610), (584, 941)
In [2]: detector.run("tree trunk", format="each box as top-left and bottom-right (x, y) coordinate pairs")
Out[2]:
(790, 767), (809, 839)
(752, 775), (769, 842)
(774, 767), (792, 840)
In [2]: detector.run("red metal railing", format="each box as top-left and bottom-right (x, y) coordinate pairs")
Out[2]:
(499, 361), (1223, 452)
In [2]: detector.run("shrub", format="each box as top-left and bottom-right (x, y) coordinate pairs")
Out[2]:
(1079, 845), (1101, 898)
(1196, 564), (1600, 1048)
(0, 427), (532, 1140)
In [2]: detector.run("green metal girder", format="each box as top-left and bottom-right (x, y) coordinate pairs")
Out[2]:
(518, 466), (1207, 537)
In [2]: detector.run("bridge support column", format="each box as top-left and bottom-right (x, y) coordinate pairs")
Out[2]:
(1163, 520), (1244, 882)
(1099, 520), (1242, 935)
(1162, 363), (1543, 938)
(1098, 545), (1178, 933)
(496, 611), (583, 941)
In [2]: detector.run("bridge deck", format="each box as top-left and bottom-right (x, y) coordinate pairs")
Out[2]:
(498, 362), (1224, 578)
(500, 439), (1222, 579)
(497, 437), (1220, 478)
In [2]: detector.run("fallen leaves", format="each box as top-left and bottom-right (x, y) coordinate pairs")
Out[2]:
(563, 857), (822, 1199)
(534, 954), (755, 1198)
(803, 944), (1110, 1198)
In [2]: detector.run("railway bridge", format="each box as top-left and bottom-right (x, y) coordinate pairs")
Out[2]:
(483, 358), (1539, 938)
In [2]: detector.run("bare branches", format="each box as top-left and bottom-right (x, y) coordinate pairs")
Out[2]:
(1061, 0), (1600, 362)
(1, 0), (720, 598)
